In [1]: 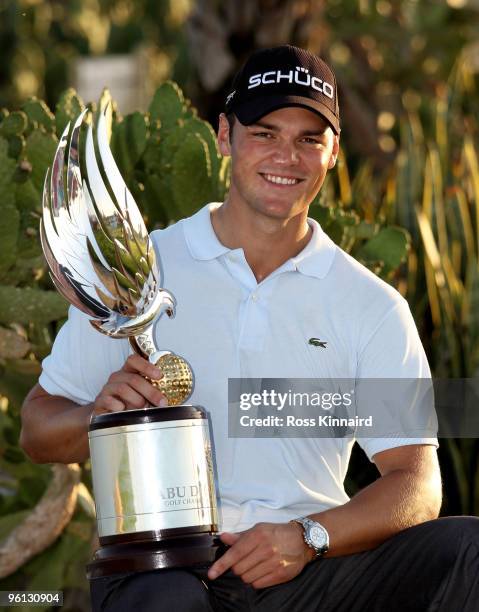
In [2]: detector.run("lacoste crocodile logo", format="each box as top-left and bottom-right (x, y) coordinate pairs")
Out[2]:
(308, 338), (327, 348)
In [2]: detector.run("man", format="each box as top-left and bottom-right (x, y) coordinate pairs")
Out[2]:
(21, 45), (478, 611)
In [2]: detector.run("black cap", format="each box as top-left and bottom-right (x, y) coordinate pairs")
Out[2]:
(225, 45), (340, 135)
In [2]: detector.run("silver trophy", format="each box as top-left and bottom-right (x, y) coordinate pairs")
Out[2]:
(40, 106), (219, 577)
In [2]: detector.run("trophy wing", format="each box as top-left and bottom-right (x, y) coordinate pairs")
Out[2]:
(40, 111), (112, 319)
(41, 109), (167, 333)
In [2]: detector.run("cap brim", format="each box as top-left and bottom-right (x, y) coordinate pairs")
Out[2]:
(234, 94), (340, 135)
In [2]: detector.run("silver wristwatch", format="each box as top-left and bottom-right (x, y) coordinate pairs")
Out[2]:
(292, 517), (329, 558)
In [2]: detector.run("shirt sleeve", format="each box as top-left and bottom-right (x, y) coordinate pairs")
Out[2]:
(39, 306), (130, 405)
(354, 297), (439, 462)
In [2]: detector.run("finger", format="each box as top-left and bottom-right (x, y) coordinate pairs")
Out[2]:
(208, 533), (258, 580)
(123, 354), (163, 379)
(102, 382), (150, 410)
(93, 395), (126, 414)
(111, 372), (167, 407)
(220, 532), (241, 546)
(232, 546), (271, 578)
(241, 559), (279, 586)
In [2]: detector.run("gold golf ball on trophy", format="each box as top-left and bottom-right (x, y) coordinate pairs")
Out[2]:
(149, 353), (194, 406)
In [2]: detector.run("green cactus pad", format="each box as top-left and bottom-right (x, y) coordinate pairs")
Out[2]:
(142, 173), (179, 226)
(25, 130), (58, 192)
(0, 204), (20, 279)
(15, 179), (42, 259)
(0, 137), (16, 204)
(22, 98), (56, 133)
(0, 286), (68, 326)
(0, 111), (28, 137)
(171, 132), (214, 217)
(183, 116), (221, 183)
(112, 112), (148, 177)
(55, 88), (85, 137)
(356, 226), (410, 277)
(149, 81), (187, 130)
(8, 134), (25, 159)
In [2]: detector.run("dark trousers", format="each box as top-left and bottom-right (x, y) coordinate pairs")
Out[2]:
(90, 517), (479, 611)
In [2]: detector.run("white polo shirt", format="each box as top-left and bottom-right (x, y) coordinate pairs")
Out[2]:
(40, 202), (438, 531)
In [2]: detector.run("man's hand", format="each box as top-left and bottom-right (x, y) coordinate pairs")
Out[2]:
(207, 522), (314, 589)
(91, 354), (167, 417)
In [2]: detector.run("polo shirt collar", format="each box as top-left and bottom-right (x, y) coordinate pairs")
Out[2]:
(291, 217), (337, 280)
(183, 202), (231, 260)
(183, 202), (336, 279)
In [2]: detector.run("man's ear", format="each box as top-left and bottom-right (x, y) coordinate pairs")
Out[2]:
(328, 134), (340, 169)
(217, 113), (232, 156)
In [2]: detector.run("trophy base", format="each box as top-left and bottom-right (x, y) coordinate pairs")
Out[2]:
(86, 531), (222, 579)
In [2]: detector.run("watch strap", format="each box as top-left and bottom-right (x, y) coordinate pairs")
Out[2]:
(291, 517), (329, 558)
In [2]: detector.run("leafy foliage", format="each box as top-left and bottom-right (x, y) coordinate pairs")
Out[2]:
(390, 67), (479, 516)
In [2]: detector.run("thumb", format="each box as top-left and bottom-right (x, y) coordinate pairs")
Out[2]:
(219, 531), (241, 546)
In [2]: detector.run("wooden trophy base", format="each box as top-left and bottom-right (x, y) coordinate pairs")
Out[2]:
(86, 529), (222, 579)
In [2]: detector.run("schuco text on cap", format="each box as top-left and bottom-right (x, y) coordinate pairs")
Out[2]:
(225, 45), (340, 134)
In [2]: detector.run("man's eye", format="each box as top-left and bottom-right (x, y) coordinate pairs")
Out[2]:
(253, 132), (273, 138)
(301, 137), (321, 144)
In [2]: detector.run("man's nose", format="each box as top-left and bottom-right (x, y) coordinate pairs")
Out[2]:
(272, 140), (299, 164)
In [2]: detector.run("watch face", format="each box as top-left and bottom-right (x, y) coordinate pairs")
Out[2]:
(308, 525), (328, 548)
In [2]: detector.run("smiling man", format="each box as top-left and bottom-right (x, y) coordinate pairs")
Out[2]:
(21, 45), (479, 611)
(212, 104), (338, 284)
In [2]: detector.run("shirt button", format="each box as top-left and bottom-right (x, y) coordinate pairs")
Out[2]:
(251, 293), (258, 302)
